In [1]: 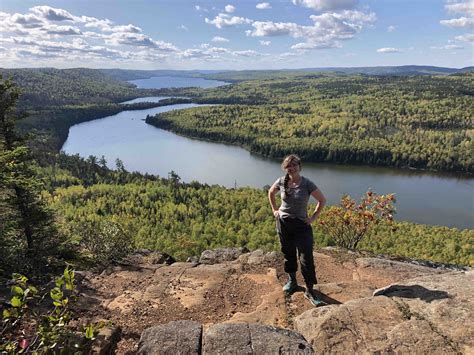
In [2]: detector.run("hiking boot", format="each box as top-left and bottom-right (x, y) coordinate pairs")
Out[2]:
(282, 279), (298, 294)
(304, 289), (326, 307)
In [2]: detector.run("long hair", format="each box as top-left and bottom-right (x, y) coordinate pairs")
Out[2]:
(281, 154), (302, 196)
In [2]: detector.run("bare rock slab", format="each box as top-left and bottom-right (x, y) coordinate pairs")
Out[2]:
(202, 323), (313, 354)
(294, 271), (473, 354)
(200, 247), (249, 265)
(138, 320), (202, 355)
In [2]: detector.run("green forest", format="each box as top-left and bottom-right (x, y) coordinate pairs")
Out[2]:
(148, 73), (473, 173)
(41, 154), (473, 266)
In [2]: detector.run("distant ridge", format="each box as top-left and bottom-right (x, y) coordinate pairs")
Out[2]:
(1, 66), (471, 83)
(97, 65), (473, 82)
(297, 65), (465, 75)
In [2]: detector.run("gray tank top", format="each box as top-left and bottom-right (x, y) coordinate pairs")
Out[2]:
(272, 176), (318, 220)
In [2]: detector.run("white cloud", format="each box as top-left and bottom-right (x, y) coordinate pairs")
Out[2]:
(208, 46), (229, 53)
(10, 13), (44, 28)
(232, 50), (259, 57)
(247, 10), (375, 50)
(455, 33), (474, 41)
(377, 47), (401, 53)
(81, 16), (114, 31)
(248, 21), (300, 37)
(30, 6), (74, 21)
(440, 17), (474, 27)
(9, 36), (138, 61)
(256, 2), (272, 9)
(431, 44), (464, 49)
(0, 7), (185, 66)
(205, 13), (252, 29)
(292, 42), (340, 49)
(260, 40), (271, 45)
(387, 25), (396, 32)
(445, 44), (464, 49)
(292, 0), (358, 11)
(445, 1), (474, 16)
(212, 36), (229, 42)
(179, 48), (212, 59)
(225, 5), (236, 13)
(106, 32), (178, 51)
(178, 25), (189, 31)
(109, 24), (142, 33)
(441, 1), (474, 29)
(42, 24), (82, 35)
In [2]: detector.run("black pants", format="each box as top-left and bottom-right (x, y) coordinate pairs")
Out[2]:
(276, 216), (317, 286)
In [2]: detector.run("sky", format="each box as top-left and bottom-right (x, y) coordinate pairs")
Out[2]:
(0, 0), (472, 70)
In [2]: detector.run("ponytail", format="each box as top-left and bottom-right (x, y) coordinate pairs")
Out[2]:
(283, 173), (290, 196)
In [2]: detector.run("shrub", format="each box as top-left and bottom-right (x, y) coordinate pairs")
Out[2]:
(73, 218), (134, 263)
(319, 190), (396, 249)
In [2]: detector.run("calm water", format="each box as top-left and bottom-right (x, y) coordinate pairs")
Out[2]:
(130, 75), (228, 89)
(62, 77), (474, 229)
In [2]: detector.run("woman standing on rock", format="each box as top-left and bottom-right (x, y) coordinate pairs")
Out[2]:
(268, 154), (326, 306)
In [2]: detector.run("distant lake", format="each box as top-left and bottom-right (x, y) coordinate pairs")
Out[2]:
(130, 75), (228, 89)
(61, 76), (474, 229)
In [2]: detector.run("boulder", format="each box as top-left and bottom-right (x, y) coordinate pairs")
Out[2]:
(199, 247), (249, 265)
(294, 271), (473, 354)
(202, 323), (313, 354)
(122, 251), (175, 265)
(247, 249), (266, 265)
(186, 256), (200, 265)
(90, 324), (121, 355)
(137, 320), (202, 355)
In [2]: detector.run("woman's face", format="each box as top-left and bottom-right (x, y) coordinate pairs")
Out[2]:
(285, 161), (300, 174)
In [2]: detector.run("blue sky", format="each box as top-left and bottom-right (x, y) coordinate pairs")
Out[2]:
(0, 0), (472, 69)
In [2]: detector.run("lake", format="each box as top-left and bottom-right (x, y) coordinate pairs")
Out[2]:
(130, 75), (228, 89)
(62, 76), (474, 229)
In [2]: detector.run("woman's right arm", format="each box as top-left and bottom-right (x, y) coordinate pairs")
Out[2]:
(268, 183), (280, 218)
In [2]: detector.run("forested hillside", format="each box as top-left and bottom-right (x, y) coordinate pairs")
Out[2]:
(200, 65), (470, 82)
(40, 154), (473, 266)
(0, 68), (148, 109)
(148, 73), (474, 172)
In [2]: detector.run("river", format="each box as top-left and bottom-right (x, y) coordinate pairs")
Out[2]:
(61, 76), (474, 229)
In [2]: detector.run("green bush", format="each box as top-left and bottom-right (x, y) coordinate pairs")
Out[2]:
(71, 218), (134, 263)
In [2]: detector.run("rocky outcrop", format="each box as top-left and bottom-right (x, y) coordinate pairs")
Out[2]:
(75, 247), (471, 354)
(294, 270), (473, 354)
(199, 247), (249, 264)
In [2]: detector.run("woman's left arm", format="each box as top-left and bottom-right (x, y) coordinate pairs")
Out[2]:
(306, 188), (327, 225)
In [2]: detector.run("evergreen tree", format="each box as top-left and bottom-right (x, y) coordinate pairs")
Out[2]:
(0, 77), (57, 272)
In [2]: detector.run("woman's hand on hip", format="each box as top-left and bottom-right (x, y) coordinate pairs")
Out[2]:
(305, 215), (317, 225)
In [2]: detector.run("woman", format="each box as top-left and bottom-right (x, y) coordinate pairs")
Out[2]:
(268, 154), (326, 306)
